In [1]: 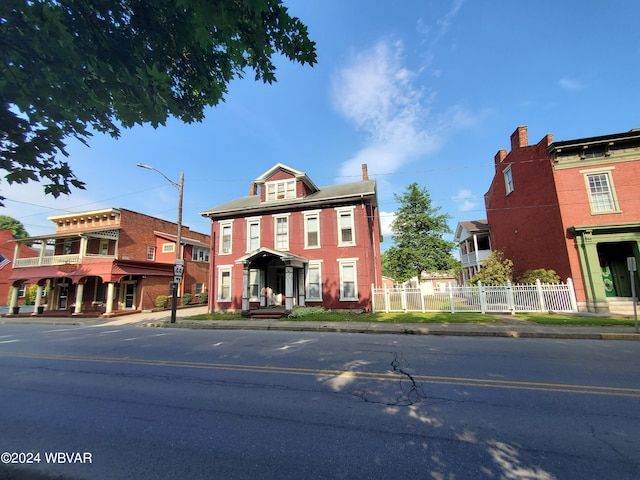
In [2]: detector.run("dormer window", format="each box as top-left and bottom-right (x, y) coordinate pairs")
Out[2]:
(266, 180), (296, 201)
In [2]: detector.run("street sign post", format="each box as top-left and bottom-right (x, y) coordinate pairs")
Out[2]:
(628, 257), (638, 333)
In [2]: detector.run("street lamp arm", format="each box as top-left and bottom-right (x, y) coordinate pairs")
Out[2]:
(136, 163), (180, 189)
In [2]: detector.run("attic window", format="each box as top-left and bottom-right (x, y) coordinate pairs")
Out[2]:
(580, 145), (608, 160)
(266, 180), (296, 201)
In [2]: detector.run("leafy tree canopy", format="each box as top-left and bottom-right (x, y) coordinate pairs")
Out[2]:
(0, 215), (29, 239)
(384, 183), (458, 282)
(0, 0), (317, 204)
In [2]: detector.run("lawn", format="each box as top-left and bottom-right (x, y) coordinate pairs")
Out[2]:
(187, 310), (637, 326)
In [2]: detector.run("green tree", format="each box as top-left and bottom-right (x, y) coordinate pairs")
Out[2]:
(384, 183), (458, 282)
(469, 250), (513, 285)
(0, 215), (29, 239)
(0, 0), (316, 204)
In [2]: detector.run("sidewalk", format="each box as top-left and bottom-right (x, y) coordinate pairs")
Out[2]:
(2, 307), (639, 340)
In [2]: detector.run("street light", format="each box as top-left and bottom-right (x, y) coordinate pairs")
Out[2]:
(137, 163), (184, 323)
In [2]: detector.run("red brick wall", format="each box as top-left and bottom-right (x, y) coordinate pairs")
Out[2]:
(485, 128), (573, 280)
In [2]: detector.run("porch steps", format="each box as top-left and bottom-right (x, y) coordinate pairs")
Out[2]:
(607, 297), (640, 316)
(244, 308), (287, 320)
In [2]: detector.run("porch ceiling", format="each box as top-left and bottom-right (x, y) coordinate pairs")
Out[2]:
(236, 247), (308, 268)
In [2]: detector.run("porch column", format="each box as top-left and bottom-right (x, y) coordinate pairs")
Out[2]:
(297, 269), (305, 307)
(105, 282), (115, 315)
(73, 283), (85, 314)
(576, 231), (609, 313)
(32, 284), (44, 315)
(242, 267), (250, 311)
(260, 271), (266, 307)
(285, 266), (294, 311)
(9, 285), (19, 312)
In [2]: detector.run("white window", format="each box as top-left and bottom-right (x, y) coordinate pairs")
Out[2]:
(304, 211), (320, 249)
(217, 266), (232, 302)
(162, 243), (175, 253)
(273, 214), (290, 250)
(100, 240), (109, 255)
(266, 179), (296, 201)
(582, 168), (619, 214)
(503, 165), (514, 195)
(220, 221), (233, 254)
(195, 282), (204, 295)
(306, 262), (323, 301)
(338, 259), (358, 301)
(18, 282), (26, 298)
(336, 207), (355, 247)
(146, 246), (156, 261)
(246, 217), (261, 252)
(249, 269), (260, 301)
(194, 247), (209, 262)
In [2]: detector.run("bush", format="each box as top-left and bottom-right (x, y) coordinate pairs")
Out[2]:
(23, 284), (39, 305)
(181, 293), (193, 306)
(469, 250), (513, 285)
(518, 269), (561, 284)
(155, 295), (169, 309)
(198, 292), (208, 304)
(288, 306), (330, 318)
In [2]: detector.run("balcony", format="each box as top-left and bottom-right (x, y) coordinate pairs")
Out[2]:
(13, 253), (116, 268)
(460, 249), (491, 268)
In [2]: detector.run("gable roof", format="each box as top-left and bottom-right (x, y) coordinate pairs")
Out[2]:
(201, 178), (377, 219)
(254, 163), (319, 192)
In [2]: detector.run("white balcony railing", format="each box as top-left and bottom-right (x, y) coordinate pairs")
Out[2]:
(460, 249), (491, 267)
(13, 254), (81, 268)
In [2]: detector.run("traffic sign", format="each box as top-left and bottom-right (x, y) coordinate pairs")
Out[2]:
(174, 264), (184, 276)
(174, 276), (182, 284)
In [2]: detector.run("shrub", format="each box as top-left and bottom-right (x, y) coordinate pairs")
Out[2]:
(181, 293), (193, 306)
(23, 284), (39, 305)
(198, 292), (208, 304)
(469, 250), (513, 285)
(155, 295), (169, 309)
(288, 306), (329, 318)
(518, 269), (561, 284)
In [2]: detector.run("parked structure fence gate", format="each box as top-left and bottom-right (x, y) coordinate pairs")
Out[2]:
(372, 279), (578, 314)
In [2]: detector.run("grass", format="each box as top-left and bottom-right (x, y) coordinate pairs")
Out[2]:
(186, 310), (637, 327)
(515, 313), (638, 327)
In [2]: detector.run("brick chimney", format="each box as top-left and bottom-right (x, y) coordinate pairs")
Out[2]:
(249, 182), (257, 196)
(510, 126), (528, 150)
(494, 149), (507, 164)
(362, 164), (369, 181)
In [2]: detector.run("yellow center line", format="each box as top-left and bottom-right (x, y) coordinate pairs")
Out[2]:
(2, 351), (639, 398)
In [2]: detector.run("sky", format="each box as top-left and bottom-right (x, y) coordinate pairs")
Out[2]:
(3, 0), (640, 252)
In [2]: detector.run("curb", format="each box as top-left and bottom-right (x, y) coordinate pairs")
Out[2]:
(144, 321), (640, 341)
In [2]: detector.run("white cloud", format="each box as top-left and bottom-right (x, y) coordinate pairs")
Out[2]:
(453, 188), (480, 212)
(379, 211), (396, 239)
(559, 76), (584, 91)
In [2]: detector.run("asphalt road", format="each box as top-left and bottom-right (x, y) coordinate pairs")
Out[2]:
(1, 324), (639, 479)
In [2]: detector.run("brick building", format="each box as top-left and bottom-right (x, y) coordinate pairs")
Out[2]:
(200, 163), (383, 315)
(7, 208), (210, 316)
(484, 126), (640, 313)
(0, 229), (39, 309)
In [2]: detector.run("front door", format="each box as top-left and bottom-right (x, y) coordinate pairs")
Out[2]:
(119, 281), (137, 309)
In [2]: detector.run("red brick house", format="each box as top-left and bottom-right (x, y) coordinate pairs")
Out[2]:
(0, 229), (39, 309)
(484, 126), (640, 313)
(7, 208), (210, 316)
(200, 163), (383, 315)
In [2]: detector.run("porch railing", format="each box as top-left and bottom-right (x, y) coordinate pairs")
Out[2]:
(372, 279), (578, 314)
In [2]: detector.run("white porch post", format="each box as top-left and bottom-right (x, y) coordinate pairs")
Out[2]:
(242, 267), (250, 311)
(105, 282), (115, 315)
(73, 283), (84, 314)
(260, 270), (266, 307)
(297, 269), (305, 307)
(9, 285), (19, 312)
(285, 266), (294, 311)
(32, 284), (44, 315)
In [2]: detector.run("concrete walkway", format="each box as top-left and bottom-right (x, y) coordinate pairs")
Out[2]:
(2, 307), (639, 340)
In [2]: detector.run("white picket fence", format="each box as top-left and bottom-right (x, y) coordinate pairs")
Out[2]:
(372, 279), (578, 314)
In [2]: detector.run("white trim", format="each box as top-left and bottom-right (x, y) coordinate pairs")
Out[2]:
(219, 220), (233, 255)
(335, 206), (356, 247)
(503, 165), (514, 195)
(306, 261), (323, 301)
(338, 258), (359, 301)
(246, 217), (261, 252)
(580, 167), (621, 214)
(303, 210), (321, 249)
(266, 179), (296, 201)
(217, 265), (232, 302)
(273, 213), (290, 250)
